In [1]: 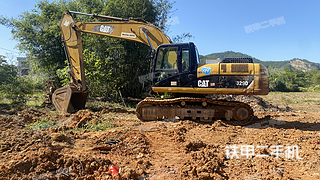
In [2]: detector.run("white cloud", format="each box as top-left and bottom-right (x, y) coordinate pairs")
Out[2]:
(167, 16), (179, 25)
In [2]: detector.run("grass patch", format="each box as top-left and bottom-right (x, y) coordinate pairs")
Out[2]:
(73, 117), (116, 132)
(86, 99), (136, 111)
(282, 97), (294, 105)
(261, 92), (320, 112)
(25, 93), (45, 107)
(26, 118), (57, 130)
(0, 92), (45, 110)
(302, 99), (317, 103)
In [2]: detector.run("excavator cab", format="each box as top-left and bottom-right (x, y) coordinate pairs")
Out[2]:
(152, 42), (199, 89)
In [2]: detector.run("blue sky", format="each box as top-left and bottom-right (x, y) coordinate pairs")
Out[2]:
(0, 0), (36, 62)
(1, 0), (320, 63)
(168, 0), (320, 63)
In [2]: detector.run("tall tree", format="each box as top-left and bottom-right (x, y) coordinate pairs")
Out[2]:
(0, 55), (17, 84)
(1, 0), (174, 98)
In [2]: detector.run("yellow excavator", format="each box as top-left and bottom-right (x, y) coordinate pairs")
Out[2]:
(52, 10), (269, 124)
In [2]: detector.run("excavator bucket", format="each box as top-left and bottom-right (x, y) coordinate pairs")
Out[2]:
(52, 85), (88, 115)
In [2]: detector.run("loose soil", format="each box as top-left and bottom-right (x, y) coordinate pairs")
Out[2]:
(1, 94), (320, 179)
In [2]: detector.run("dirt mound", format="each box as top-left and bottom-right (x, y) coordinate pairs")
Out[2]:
(1, 97), (320, 179)
(56, 110), (96, 128)
(56, 108), (138, 130)
(0, 127), (122, 179)
(0, 107), (51, 131)
(181, 146), (226, 179)
(0, 145), (115, 179)
(17, 108), (50, 122)
(209, 95), (292, 112)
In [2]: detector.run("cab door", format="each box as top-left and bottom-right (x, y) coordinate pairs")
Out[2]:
(152, 45), (180, 87)
(176, 44), (192, 86)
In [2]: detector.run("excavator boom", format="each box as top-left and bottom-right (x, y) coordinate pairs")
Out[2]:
(53, 10), (172, 115)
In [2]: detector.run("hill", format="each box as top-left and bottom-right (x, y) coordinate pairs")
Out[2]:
(200, 51), (320, 72)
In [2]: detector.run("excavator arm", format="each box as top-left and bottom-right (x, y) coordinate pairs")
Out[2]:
(52, 10), (172, 115)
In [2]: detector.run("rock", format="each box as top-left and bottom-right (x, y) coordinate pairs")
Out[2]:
(51, 133), (69, 142)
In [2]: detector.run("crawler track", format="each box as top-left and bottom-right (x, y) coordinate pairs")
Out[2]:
(136, 97), (254, 125)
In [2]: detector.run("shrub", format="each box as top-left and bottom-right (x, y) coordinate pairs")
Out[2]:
(0, 75), (34, 105)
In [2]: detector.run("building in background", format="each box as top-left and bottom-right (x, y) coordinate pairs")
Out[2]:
(17, 57), (30, 76)
(206, 58), (220, 64)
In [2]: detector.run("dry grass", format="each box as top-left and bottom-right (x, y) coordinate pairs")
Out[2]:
(260, 92), (320, 112)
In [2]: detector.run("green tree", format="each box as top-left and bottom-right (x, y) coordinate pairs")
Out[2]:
(269, 78), (288, 92)
(1, 0), (174, 98)
(0, 55), (17, 84)
(0, 76), (34, 105)
(312, 72), (320, 85)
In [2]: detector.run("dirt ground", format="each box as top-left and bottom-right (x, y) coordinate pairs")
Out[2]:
(1, 94), (320, 179)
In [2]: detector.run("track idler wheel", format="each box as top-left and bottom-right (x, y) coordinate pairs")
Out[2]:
(233, 106), (250, 121)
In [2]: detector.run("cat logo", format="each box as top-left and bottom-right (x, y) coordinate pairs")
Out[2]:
(198, 80), (209, 87)
(92, 24), (114, 34)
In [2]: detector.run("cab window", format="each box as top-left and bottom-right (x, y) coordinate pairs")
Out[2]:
(195, 47), (200, 64)
(182, 48), (189, 72)
(156, 47), (178, 70)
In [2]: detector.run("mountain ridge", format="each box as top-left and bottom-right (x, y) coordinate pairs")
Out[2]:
(200, 51), (320, 72)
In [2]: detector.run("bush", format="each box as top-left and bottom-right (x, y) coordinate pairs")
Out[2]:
(0, 75), (35, 105)
(307, 85), (320, 92)
(286, 83), (300, 92)
(269, 79), (288, 92)
(56, 63), (69, 87)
